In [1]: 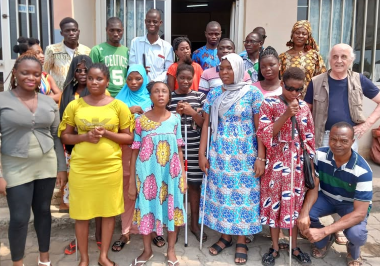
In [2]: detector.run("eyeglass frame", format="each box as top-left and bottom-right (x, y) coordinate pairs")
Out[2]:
(283, 83), (303, 93)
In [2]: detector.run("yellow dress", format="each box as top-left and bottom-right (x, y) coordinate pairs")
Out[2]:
(58, 98), (134, 220)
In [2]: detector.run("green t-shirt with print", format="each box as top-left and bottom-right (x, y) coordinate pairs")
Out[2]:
(90, 42), (129, 97)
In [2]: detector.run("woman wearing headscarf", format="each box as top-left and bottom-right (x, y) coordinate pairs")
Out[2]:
(279, 20), (326, 99)
(60, 55), (109, 255)
(111, 64), (152, 252)
(198, 53), (265, 265)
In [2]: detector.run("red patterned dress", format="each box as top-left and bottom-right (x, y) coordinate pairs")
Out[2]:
(257, 96), (315, 229)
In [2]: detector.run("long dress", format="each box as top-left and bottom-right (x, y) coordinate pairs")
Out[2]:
(58, 98), (134, 220)
(132, 113), (186, 235)
(199, 85), (264, 235)
(257, 96), (315, 229)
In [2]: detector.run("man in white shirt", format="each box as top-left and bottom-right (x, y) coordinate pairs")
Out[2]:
(129, 9), (173, 82)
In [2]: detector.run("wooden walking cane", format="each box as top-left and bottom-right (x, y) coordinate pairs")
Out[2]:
(200, 106), (212, 250)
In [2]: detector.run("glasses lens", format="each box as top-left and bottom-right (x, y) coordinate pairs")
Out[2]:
(284, 83), (303, 92)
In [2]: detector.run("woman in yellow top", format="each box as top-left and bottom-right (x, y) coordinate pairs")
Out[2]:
(279, 20), (326, 99)
(59, 63), (134, 266)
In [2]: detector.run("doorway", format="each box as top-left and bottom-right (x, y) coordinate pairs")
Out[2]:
(171, 0), (235, 51)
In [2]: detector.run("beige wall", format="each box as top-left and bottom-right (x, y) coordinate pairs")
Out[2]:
(73, 0), (97, 48)
(359, 87), (380, 159)
(53, 0), (73, 28)
(244, 0), (298, 54)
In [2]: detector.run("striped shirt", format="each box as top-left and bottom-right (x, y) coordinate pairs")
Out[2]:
(168, 90), (206, 183)
(199, 66), (252, 95)
(314, 147), (372, 205)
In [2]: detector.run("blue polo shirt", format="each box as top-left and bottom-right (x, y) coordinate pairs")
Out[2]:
(304, 74), (379, 130)
(314, 147), (372, 207)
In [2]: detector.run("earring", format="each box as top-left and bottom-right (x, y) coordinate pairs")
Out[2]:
(306, 40), (309, 44)
(151, 103), (154, 109)
(14, 77), (18, 86)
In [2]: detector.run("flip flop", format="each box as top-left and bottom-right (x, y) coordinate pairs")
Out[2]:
(168, 260), (179, 266)
(98, 261), (116, 266)
(64, 240), (77, 255)
(96, 241), (101, 250)
(311, 234), (336, 259)
(129, 254), (154, 266)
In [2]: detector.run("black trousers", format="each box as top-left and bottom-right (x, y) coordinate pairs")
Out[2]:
(6, 178), (56, 261)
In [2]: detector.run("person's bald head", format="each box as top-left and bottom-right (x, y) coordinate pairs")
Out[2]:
(145, 9), (162, 35)
(205, 21), (222, 47)
(329, 43), (355, 75)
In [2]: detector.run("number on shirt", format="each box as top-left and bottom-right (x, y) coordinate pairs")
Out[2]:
(112, 70), (124, 86)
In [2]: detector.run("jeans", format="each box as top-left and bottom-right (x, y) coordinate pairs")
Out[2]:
(310, 191), (368, 259)
(6, 178), (56, 261)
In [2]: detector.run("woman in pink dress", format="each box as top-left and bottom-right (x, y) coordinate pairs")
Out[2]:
(258, 67), (315, 266)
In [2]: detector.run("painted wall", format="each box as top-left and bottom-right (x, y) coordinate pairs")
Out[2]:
(52, 0), (73, 43)
(243, 0), (298, 54)
(73, 0), (97, 48)
(359, 87), (380, 159)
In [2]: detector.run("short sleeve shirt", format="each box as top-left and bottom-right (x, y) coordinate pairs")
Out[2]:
(192, 45), (220, 70)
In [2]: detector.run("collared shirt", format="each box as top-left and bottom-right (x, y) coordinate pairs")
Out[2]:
(129, 35), (174, 82)
(199, 66), (252, 95)
(314, 147), (373, 206)
(241, 54), (259, 83)
(44, 41), (91, 90)
(192, 45), (219, 70)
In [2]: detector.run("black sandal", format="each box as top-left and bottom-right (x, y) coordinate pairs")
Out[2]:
(262, 248), (280, 266)
(292, 247), (312, 265)
(235, 243), (248, 265)
(191, 230), (207, 242)
(209, 237), (233, 256)
(152, 235), (166, 248)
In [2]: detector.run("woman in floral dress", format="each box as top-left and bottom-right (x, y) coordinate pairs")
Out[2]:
(128, 81), (186, 266)
(198, 53), (265, 265)
(258, 67), (315, 266)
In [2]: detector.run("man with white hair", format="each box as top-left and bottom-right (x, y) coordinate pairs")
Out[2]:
(304, 43), (380, 245)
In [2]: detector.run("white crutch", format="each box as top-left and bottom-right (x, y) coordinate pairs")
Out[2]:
(184, 115), (188, 247)
(288, 116), (296, 266)
(200, 106), (212, 250)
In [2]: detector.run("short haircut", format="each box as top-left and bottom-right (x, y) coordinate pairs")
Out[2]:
(328, 43), (356, 61)
(253, 26), (266, 39)
(282, 67), (305, 83)
(146, 9), (161, 20)
(206, 21), (221, 31)
(248, 31), (263, 42)
(106, 17), (123, 28)
(176, 58), (194, 77)
(59, 17), (78, 30)
(331, 122), (355, 139)
(13, 37), (40, 55)
(88, 63), (110, 80)
(258, 46), (279, 81)
(218, 38), (235, 50)
(172, 36), (191, 51)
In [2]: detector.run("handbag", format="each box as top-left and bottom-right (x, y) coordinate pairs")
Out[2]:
(279, 95), (315, 189)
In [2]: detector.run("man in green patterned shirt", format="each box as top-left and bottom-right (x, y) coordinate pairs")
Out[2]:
(90, 17), (129, 97)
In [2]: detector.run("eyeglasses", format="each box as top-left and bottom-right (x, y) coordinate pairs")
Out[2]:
(284, 83), (303, 93)
(75, 68), (88, 74)
(243, 40), (261, 45)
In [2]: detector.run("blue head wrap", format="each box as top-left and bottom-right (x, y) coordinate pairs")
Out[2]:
(115, 64), (152, 112)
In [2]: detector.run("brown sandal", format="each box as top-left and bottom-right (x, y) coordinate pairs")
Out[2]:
(311, 234), (335, 259)
(335, 231), (348, 245)
(347, 255), (363, 266)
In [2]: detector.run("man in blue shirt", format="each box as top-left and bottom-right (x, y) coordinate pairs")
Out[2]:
(192, 21), (222, 70)
(298, 122), (372, 266)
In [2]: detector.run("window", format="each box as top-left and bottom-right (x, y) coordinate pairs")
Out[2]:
(9, 0), (53, 59)
(298, 0), (380, 83)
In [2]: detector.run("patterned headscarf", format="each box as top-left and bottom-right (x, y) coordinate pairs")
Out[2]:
(286, 20), (319, 52)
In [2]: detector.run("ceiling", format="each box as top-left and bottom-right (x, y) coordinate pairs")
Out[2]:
(172, 0), (234, 13)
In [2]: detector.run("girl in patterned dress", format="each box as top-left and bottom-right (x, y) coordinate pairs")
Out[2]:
(128, 82), (186, 266)
(198, 53), (265, 265)
(257, 67), (315, 265)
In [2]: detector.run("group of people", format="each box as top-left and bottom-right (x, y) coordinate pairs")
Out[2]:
(0, 7), (379, 266)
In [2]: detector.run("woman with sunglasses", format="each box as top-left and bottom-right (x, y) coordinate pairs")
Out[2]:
(59, 55), (110, 255)
(241, 32), (264, 83)
(257, 67), (315, 266)
(279, 20), (326, 99)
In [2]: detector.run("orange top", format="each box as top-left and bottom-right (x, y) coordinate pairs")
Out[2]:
(167, 62), (203, 91)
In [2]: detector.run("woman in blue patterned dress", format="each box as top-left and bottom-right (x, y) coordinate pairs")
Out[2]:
(198, 53), (265, 265)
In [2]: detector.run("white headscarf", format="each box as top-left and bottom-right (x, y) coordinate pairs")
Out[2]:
(211, 53), (251, 139)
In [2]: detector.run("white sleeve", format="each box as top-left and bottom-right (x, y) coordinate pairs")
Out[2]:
(129, 38), (137, 64)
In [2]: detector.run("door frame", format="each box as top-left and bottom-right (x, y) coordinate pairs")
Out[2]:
(95, 0), (171, 46)
(1, 0), (15, 90)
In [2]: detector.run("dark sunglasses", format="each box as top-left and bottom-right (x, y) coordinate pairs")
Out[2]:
(75, 68), (88, 74)
(284, 83), (303, 93)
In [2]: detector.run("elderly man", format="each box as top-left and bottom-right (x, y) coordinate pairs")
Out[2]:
(304, 43), (379, 244)
(298, 122), (372, 266)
